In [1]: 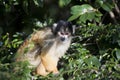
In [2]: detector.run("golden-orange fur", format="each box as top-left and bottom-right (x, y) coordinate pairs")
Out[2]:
(15, 25), (72, 76)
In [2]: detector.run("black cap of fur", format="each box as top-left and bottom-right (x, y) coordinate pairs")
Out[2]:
(52, 20), (75, 35)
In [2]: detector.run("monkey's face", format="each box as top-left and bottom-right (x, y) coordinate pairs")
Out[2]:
(52, 20), (75, 42)
(57, 27), (71, 42)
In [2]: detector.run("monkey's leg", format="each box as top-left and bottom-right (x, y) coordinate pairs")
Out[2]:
(35, 62), (49, 76)
(41, 56), (59, 75)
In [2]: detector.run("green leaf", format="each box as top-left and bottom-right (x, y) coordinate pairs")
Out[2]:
(70, 5), (83, 15)
(71, 4), (94, 15)
(79, 13), (88, 23)
(95, 0), (104, 8)
(33, 0), (44, 7)
(12, 39), (18, 43)
(94, 16), (101, 22)
(87, 12), (95, 21)
(23, 0), (29, 14)
(116, 49), (120, 60)
(102, 2), (114, 12)
(59, 0), (71, 7)
(90, 56), (101, 67)
(84, 56), (101, 68)
(69, 4), (96, 21)
(5, 38), (9, 46)
(95, 11), (103, 17)
(68, 14), (80, 21)
(2, 33), (9, 40)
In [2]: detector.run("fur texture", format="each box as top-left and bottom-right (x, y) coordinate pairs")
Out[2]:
(15, 20), (74, 76)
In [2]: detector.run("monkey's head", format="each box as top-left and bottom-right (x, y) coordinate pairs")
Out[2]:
(52, 20), (75, 42)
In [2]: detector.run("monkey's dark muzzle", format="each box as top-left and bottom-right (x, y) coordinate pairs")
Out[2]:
(61, 37), (65, 41)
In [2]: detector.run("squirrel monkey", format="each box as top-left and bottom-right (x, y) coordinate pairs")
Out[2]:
(15, 20), (75, 76)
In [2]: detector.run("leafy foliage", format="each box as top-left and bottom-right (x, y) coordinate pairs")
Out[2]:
(68, 4), (102, 23)
(0, 0), (120, 80)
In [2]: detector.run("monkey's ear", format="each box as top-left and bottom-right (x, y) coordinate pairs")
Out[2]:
(51, 23), (58, 35)
(53, 23), (57, 28)
(72, 25), (76, 35)
(67, 21), (75, 35)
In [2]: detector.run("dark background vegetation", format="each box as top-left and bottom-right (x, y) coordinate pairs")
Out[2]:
(0, 0), (120, 80)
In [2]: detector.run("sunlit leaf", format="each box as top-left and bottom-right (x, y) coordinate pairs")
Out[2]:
(71, 4), (94, 15)
(69, 4), (97, 22)
(5, 38), (9, 46)
(33, 0), (44, 7)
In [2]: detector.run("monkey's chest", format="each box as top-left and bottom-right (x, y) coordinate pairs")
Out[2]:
(51, 42), (70, 58)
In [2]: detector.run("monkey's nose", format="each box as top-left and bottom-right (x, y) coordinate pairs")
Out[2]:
(61, 37), (65, 41)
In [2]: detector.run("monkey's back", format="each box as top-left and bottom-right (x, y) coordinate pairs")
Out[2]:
(15, 28), (53, 67)
(15, 27), (71, 68)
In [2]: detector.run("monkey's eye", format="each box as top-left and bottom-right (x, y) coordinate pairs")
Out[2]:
(60, 32), (69, 35)
(61, 32), (64, 35)
(65, 33), (69, 35)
